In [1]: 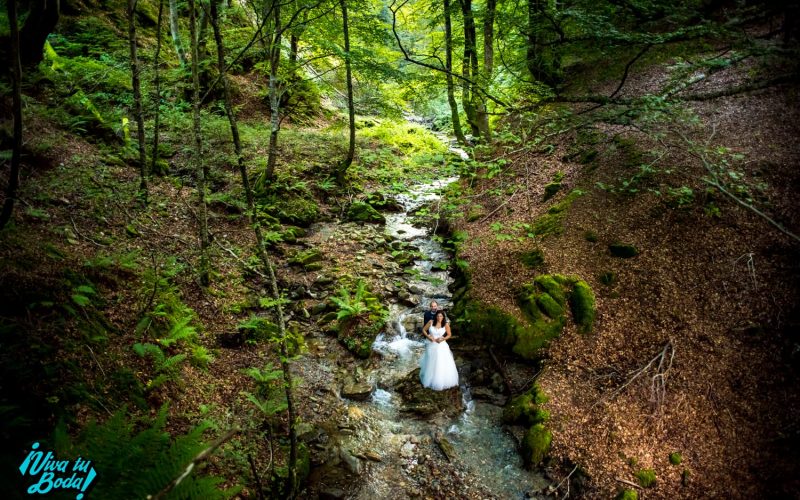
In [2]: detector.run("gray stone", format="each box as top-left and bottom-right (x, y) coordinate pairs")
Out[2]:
(341, 380), (373, 401)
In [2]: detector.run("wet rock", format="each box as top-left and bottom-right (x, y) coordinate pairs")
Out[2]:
(339, 447), (362, 474)
(434, 432), (457, 462)
(320, 488), (347, 500)
(408, 284), (424, 295)
(310, 302), (328, 315)
(394, 368), (463, 418)
(360, 450), (383, 462)
(470, 386), (506, 406)
(398, 290), (419, 306)
(341, 379), (373, 401)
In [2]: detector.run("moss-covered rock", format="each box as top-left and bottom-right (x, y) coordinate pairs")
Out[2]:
(522, 424), (552, 467)
(365, 191), (403, 212)
(338, 320), (383, 358)
(290, 248), (323, 267)
(584, 230), (599, 242)
(276, 196), (320, 226)
(570, 280), (596, 333)
(599, 271), (616, 286)
(347, 201), (385, 224)
(669, 452), (683, 465)
(609, 243), (639, 258)
(519, 248), (545, 268)
(531, 190), (584, 238)
(615, 489), (638, 500)
(635, 468), (656, 488)
(537, 293), (564, 319)
(394, 368), (463, 417)
(543, 182), (562, 201)
(503, 384), (550, 426)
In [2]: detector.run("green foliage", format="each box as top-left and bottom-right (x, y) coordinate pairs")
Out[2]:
(133, 343), (187, 391)
(54, 406), (238, 499)
(330, 280), (387, 357)
(242, 364), (288, 419)
(635, 468), (657, 488)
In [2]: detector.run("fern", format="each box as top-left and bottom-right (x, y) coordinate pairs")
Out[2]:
(158, 314), (198, 347)
(53, 406), (240, 499)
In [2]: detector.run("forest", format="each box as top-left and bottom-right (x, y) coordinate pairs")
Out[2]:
(1, 0), (798, 498)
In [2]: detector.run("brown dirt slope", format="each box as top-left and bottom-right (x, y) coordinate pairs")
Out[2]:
(453, 47), (800, 497)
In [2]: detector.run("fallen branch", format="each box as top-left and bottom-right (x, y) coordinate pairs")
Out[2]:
(592, 341), (674, 409)
(546, 464), (579, 497)
(488, 346), (514, 398)
(615, 478), (641, 489)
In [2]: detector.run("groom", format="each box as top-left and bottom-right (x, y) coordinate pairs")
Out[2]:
(422, 300), (448, 328)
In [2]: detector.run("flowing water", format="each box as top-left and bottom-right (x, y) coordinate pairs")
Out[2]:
(335, 152), (548, 498)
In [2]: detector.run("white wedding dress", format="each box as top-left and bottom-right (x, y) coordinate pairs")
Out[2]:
(419, 325), (459, 390)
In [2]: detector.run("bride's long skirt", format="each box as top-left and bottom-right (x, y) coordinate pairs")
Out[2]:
(419, 340), (459, 390)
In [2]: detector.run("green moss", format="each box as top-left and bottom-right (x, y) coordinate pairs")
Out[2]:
(276, 196), (320, 226)
(669, 452), (682, 465)
(466, 205), (486, 222)
(599, 271), (616, 286)
(503, 384), (550, 426)
(290, 249), (323, 267)
(570, 280), (596, 333)
(512, 318), (564, 359)
(609, 243), (640, 258)
(635, 468), (656, 488)
(543, 182), (562, 201)
(533, 274), (568, 306)
(522, 424), (552, 466)
(584, 230), (599, 242)
(347, 201), (386, 224)
(615, 489), (638, 500)
(530, 189), (584, 238)
(537, 293), (564, 319)
(339, 320), (383, 358)
(519, 248), (545, 268)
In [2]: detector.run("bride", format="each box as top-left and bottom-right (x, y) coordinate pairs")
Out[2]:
(419, 310), (459, 390)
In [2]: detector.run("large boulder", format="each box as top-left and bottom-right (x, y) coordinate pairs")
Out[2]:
(346, 202), (385, 224)
(393, 368), (463, 418)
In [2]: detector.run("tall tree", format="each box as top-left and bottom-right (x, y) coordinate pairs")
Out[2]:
(477, 0), (496, 140)
(336, 0), (356, 184)
(264, 0), (283, 182)
(128, 0), (148, 202)
(1, 0), (23, 230)
(189, 0), (211, 286)
(169, 0), (188, 65)
(209, 4), (298, 494)
(151, 0), (165, 176)
(17, 0), (60, 66)
(459, 0), (484, 140)
(443, 0), (467, 144)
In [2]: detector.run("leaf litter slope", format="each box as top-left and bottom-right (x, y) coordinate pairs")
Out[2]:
(452, 44), (800, 498)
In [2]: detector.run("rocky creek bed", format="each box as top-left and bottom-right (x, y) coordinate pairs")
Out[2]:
(294, 174), (551, 498)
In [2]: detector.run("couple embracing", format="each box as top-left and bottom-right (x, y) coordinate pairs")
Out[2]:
(419, 300), (459, 391)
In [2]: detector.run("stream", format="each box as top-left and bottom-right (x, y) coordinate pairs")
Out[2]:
(327, 143), (549, 498)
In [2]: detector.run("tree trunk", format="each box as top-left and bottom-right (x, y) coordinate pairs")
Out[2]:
(169, 0), (188, 66)
(443, 0), (466, 145)
(128, 0), (148, 203)
(477, 0), (495, 141)
(18, 0), (59, 66)
(264, 1), (283, 182)
(1, 0), (22, 230)
(151, 0), (164, 176)
(189, 0), (210, 286)
(336, 0), (356, 185)
(459, 0), (480, 138)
